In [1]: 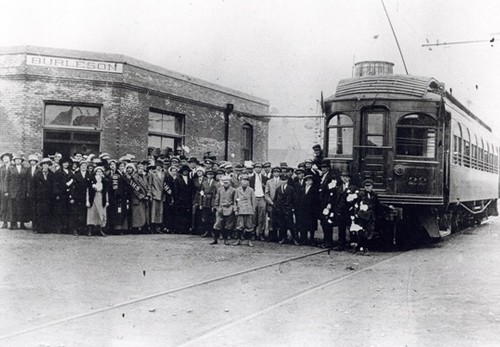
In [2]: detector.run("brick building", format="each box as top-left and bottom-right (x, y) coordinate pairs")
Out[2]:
(0, 46), (269, 162)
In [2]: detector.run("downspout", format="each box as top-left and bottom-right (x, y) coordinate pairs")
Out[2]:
(223, 103), (233, 161)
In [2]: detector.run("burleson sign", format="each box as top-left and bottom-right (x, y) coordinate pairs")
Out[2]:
(26, 54), (123, 73)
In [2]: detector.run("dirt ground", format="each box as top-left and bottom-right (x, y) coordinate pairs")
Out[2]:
(1, 219), (500, 346)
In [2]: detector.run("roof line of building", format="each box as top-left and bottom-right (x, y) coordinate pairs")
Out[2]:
(0, 45), (270, 107)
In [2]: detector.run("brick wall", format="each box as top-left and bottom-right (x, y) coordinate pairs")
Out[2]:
(0, 47), (269, 162)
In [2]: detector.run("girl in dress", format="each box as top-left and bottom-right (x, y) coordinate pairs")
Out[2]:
(86, 166), (109, 237)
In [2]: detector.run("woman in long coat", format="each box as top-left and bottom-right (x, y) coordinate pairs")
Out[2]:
(127, 162), (151, 233)
(53, 157), (75, 234)
(33, 158), (55, 233)
(107, 161), (130, 234)
(191, 166), (206, 235)
(86, 166), (109, 236)
(162, 165), (177, 233)
(149, 160), (165, 233)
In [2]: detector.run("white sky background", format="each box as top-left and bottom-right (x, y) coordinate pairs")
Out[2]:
(1, 0), (499, 136)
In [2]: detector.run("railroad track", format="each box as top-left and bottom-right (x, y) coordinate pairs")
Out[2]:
(1, 221), (485, 344)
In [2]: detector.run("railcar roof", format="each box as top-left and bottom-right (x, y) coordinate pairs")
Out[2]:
(326, 74), (444, 101)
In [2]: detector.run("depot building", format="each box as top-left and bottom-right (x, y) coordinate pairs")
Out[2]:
(0, 46), (270, 162)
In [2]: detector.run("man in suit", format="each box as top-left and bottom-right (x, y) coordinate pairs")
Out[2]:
(6, 153), (29, 230)
(33, 158), (55, 234)
(273, 174), (298, 245)
(264, 167), (283, 242)
(317, 159), (339, 248)
(249, 162), (268, 241)
(26, 154), (41, 232)
(0, 153), (12, 228)
(295, 174), (320, 245)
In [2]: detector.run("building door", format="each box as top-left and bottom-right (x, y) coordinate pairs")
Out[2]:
(358, 110), (389, 189)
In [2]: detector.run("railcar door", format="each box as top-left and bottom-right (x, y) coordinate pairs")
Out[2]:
(357, 109), (390, 189)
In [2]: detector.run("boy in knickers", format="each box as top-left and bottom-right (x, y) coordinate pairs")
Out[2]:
(211, 175), (236, 245)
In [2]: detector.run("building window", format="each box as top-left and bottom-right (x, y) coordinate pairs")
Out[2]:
(242, 123), (253, 160)
(148, 110), (184, 157)
(43, 103), (101, 157)
(396, 114), (437, 158)
(327, 113), (353, 157)
(45, 104), (100, 128)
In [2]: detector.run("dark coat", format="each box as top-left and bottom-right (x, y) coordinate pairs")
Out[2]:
(200, 178), (218, 209)
(273, 182), (296, 214)
(192, 176), (206, 206)
(73, 170), (92, 204)
(107, 172), (130, 227)
(174, 175), (193, 208)
(295, 184), (320, 228)
(6, 165), (28, 199)
(33, 170), (55, 231)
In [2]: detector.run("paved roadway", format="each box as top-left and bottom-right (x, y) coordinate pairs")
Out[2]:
(0, 219), (499, 346)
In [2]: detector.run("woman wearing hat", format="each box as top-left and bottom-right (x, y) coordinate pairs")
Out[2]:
(127, 162), (151, 233)
(149, 160), (166, 233)
(162, 165), (178, 233)
(33, 158), (56, 233)
(86, 166), (109, 236)
(26, 154), (40, 232)
(0, 153), (13, 228)
(5, 153), (29, 230)
(72, 160), (92, 235)
(106, 161), (130, 234)
(173, 165), (193, 234)
(53, 157), (75, 234)
(191, 166), (206, 235)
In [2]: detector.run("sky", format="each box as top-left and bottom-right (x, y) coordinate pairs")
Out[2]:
(1, 0), (499, 140)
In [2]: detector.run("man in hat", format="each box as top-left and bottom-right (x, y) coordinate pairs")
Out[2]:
(334, 171), (358, 251)
(5, 153), (29, 229)
(249, 162), (268, 241)
(262, 161), (272, 179)
(204, 158), (215, 171)
(264, 167), (283, 242)
(0, 153), (13, 228)
(188, 157), (198, 179)
(26, 154), (40, 231)
(273, 173), (298, 245)
(295, 174), (320, 245)
(312, 144), (324, 168)
(200, 169), (217, 238)
(33, 158), (55, 233)
(233, 174), (256, 246)
(211, 175), (236, 245)
(173, 164), (193, 234)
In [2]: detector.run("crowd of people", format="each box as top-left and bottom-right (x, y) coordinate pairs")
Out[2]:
(0, 145), (393, 253)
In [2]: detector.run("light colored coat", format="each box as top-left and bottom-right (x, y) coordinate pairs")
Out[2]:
(235, 186), (256, 215)
(149, 170), (165, 201)
(265, 177), (283, 206)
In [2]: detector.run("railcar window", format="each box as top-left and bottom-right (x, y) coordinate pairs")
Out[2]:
(396, 114), (437, 158)
(463, 128), (471, 168)
(327, 113), (353, 156)
(472, 135), (478, 169)
(365, 112), (385, 156)
(452, 122), (463, 165)
(479, 139), (485, 171)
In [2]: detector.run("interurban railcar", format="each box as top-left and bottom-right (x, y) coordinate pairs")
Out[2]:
(323, 62), (499, 242)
